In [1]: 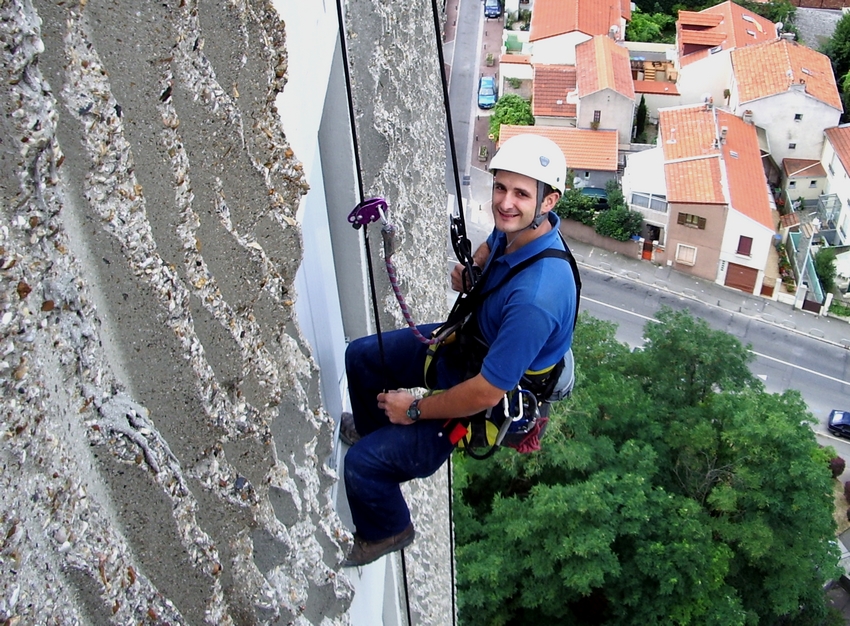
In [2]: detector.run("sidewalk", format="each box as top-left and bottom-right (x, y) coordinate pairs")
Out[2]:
(564, 236), (850, 350)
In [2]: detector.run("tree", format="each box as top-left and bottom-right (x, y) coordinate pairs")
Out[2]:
(554, 189), (596, 226)
(455, 310), (841, 626)
(814, 247), (838, 294)
(593, 205), (643, 241)
(625, 7), (675, 43)
(822, 12), (850, 89)
(488, 94), (534, 142)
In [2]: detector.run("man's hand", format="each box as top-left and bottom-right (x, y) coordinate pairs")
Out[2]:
(377, 389), (417, 424)
(450, 263), (476, 293)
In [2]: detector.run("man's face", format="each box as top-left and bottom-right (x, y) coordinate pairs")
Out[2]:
(491, 170), (557, 234)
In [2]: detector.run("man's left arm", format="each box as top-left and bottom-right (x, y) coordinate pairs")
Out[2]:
(377, 373), (505, 425)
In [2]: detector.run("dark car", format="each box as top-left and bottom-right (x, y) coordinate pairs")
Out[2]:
(828, 410), (850, 438)
(477, 76), (498, 109)
(484, 0), (502, 19)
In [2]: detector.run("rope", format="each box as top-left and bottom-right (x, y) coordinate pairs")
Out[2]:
(335, 0), (388, 391)
(385, 257), (441, 345)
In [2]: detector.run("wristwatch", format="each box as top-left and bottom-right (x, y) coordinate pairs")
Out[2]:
(406, 399), (421, 422)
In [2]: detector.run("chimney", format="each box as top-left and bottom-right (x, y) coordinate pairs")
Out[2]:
(780, 32), (795, 42)
(742, 110), (753, 124)
(720, 125), (728, 144)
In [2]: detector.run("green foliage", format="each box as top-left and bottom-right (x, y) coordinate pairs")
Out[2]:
(593, 205), (643, 241)
(822, 12), (850, 85)
(455, 309), (840, 626)
(488, 94), (534, 142)
(506, 77), (522, 89)
(814, 247), (838, 294)
(625, 7), (675, 43)
(830, 298), (850, 318)
(592, 181), (641, 241)
(554, 189), (596, 226)
(604, 179), (625, 210)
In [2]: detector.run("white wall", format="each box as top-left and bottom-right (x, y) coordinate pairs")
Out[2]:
(823, 136), (850, 245)
(677, 50), (732, 106)
(532, 32), (590, 65)
(578, 90), (633, 149)
(717, 209), (775, 292)
(735, 88), (838, 164)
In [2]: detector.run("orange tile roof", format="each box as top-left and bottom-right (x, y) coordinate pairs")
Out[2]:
(825, 125), (850, 174)
(659, 105), (720, 162)
(532, 65), (578, 117)
(677, 1), (775, 67)
(530, 0), (630, 42)
(634, 80), (680, 95)
(716, 110), (772, 228)
(677, 11), (723, 28)
(665, 158), (725, 204)
(782, 158), (826, 178)
(501, 54), (531, 65)
(576, 36), (635, 99)
(732, 38), (842, 110)
(658, 106), (772, 225)
(498, 124), (618, 171)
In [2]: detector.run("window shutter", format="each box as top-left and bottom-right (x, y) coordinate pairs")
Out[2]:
(677, 212), (686, 225)
(697, 217), (706, 230)
(737, 236), (753, 256)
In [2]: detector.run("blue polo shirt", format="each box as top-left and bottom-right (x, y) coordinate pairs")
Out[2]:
(477, 212), (577, 392)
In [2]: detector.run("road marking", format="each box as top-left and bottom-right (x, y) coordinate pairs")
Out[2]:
(750, 350), (850, 388)
(584, 296), (850, 388)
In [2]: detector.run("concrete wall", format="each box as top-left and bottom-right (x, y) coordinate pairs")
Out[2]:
(0, 0), (451, 623)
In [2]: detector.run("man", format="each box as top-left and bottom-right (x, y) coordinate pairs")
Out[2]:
(340, 133), (578, 567)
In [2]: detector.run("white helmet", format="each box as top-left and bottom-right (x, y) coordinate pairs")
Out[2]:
(489, 133), (567, 192)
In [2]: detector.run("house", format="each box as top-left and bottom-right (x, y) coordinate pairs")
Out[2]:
(575, 35), (635, 149)
(529, 0), (631, 65)
(625, 104), (777, 295)
(730, 36), (842, 166)
(822, 125), (850, 246)
(532, 65), (578, 127)
(781, 158), (828, 208)
(675, 1), (777, 106)
(499, 124), (619, 189)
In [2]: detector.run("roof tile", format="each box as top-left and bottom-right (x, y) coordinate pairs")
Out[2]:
(677, 1), (775, 67)
(732, 38), (842, 111)
(825, 125), (850, 174)
(576, 36), (635, 99)
(498, 124), (618, 171)
(532, 65), (578, 117)
(530, 0), (630, 42)
(782, 158), (826, 178)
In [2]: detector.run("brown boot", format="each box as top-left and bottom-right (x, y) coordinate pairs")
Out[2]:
(342, 523), (415, 567)
(339, 412), (361, 446)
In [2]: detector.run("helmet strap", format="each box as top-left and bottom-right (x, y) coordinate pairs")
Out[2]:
(530, 180), (547, 229)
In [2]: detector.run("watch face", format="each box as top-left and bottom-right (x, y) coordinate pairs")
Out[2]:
(407, 400), (420, 421)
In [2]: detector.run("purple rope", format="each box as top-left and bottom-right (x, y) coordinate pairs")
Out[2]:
(385, 258), (440, 345)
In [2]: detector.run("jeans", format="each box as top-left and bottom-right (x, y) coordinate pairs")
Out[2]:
(344, 323), (460, 541)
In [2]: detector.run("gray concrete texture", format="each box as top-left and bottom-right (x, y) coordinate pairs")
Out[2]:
(0, 1), (356, 623)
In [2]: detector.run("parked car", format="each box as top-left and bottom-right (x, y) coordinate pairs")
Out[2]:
(484, 0), (502, 18)
(580, 187), (609, 210)
(477, 76), (498, 109)
(828, 409), (850, 438)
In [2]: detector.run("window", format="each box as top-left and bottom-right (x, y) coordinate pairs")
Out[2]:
(584, 171), (590, 179)
(809, 180), (818, 188)
(631, 192), (668, 213)
(789, 143), (796, 150)
(677, 212), (706, 229)
(794, 113), (803, 121)
(676, 243), (697, 266)
(789, 180), (796, 189)
(593, 110), (601, 123)
(736, 235), (753, 256)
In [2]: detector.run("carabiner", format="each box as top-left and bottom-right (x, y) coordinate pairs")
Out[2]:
(348, 197), (388, 229)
